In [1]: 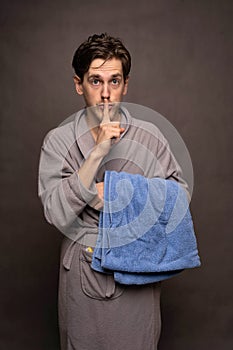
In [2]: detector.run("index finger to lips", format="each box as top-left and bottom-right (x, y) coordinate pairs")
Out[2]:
(102, 102), (110, 123)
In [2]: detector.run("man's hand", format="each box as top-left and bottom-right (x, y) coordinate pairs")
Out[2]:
(95, 102), (125, 156)
(77, 103), (124, 195)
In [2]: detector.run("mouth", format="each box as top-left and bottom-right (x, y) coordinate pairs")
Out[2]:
(97, 103), (114, 111)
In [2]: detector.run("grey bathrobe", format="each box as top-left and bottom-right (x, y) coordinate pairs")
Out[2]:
(38, 107), (188, 350)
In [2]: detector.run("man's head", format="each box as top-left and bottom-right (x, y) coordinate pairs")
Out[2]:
(72, 33), (131, 109)
(72, 33), (131, 83)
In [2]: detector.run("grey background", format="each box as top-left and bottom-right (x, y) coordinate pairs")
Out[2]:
(1, 0), (232, 349)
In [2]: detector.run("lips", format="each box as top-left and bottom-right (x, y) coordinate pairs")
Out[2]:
(97, 103), (114, 111)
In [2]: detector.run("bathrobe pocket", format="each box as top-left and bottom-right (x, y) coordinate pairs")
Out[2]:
(80, 248), (125, 300)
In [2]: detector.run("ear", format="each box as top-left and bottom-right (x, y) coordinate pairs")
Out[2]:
(123, 76), (129, 95)
(73, 75), (83, 95)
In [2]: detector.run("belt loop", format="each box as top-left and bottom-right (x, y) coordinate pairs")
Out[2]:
(62, 240), (77, 270)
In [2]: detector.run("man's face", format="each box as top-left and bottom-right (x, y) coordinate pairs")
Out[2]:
(74, 57), (129, 119)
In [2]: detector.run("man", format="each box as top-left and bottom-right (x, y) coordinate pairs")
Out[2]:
(39, 33), (188, 350)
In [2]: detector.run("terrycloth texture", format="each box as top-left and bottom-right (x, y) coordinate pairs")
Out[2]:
(91, 171), (201, 285)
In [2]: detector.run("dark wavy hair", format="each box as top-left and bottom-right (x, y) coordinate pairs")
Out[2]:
(72, 33), (131, 82)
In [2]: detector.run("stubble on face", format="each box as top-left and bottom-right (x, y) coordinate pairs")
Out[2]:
(81, 58), (128, 124)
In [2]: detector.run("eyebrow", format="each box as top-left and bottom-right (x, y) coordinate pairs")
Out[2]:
(88, 73), (123, 79)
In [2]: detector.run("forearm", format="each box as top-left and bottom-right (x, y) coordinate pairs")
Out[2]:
(77, 146), (106, 189)
(79, 103), (124, 189)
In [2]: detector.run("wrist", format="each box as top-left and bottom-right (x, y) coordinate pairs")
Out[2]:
(91, 142), (110, 159)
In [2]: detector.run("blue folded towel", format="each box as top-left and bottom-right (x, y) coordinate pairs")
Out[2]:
(91, 171), (201, 284)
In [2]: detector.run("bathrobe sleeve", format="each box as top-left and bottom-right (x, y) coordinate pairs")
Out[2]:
(38, 127), (101, 233)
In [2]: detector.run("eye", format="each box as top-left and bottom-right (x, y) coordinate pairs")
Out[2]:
(111, 78), (120, 85)
(92, 78), (100, 86)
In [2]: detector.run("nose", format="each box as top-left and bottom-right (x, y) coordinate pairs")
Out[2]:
(101, 83), (110, 101)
